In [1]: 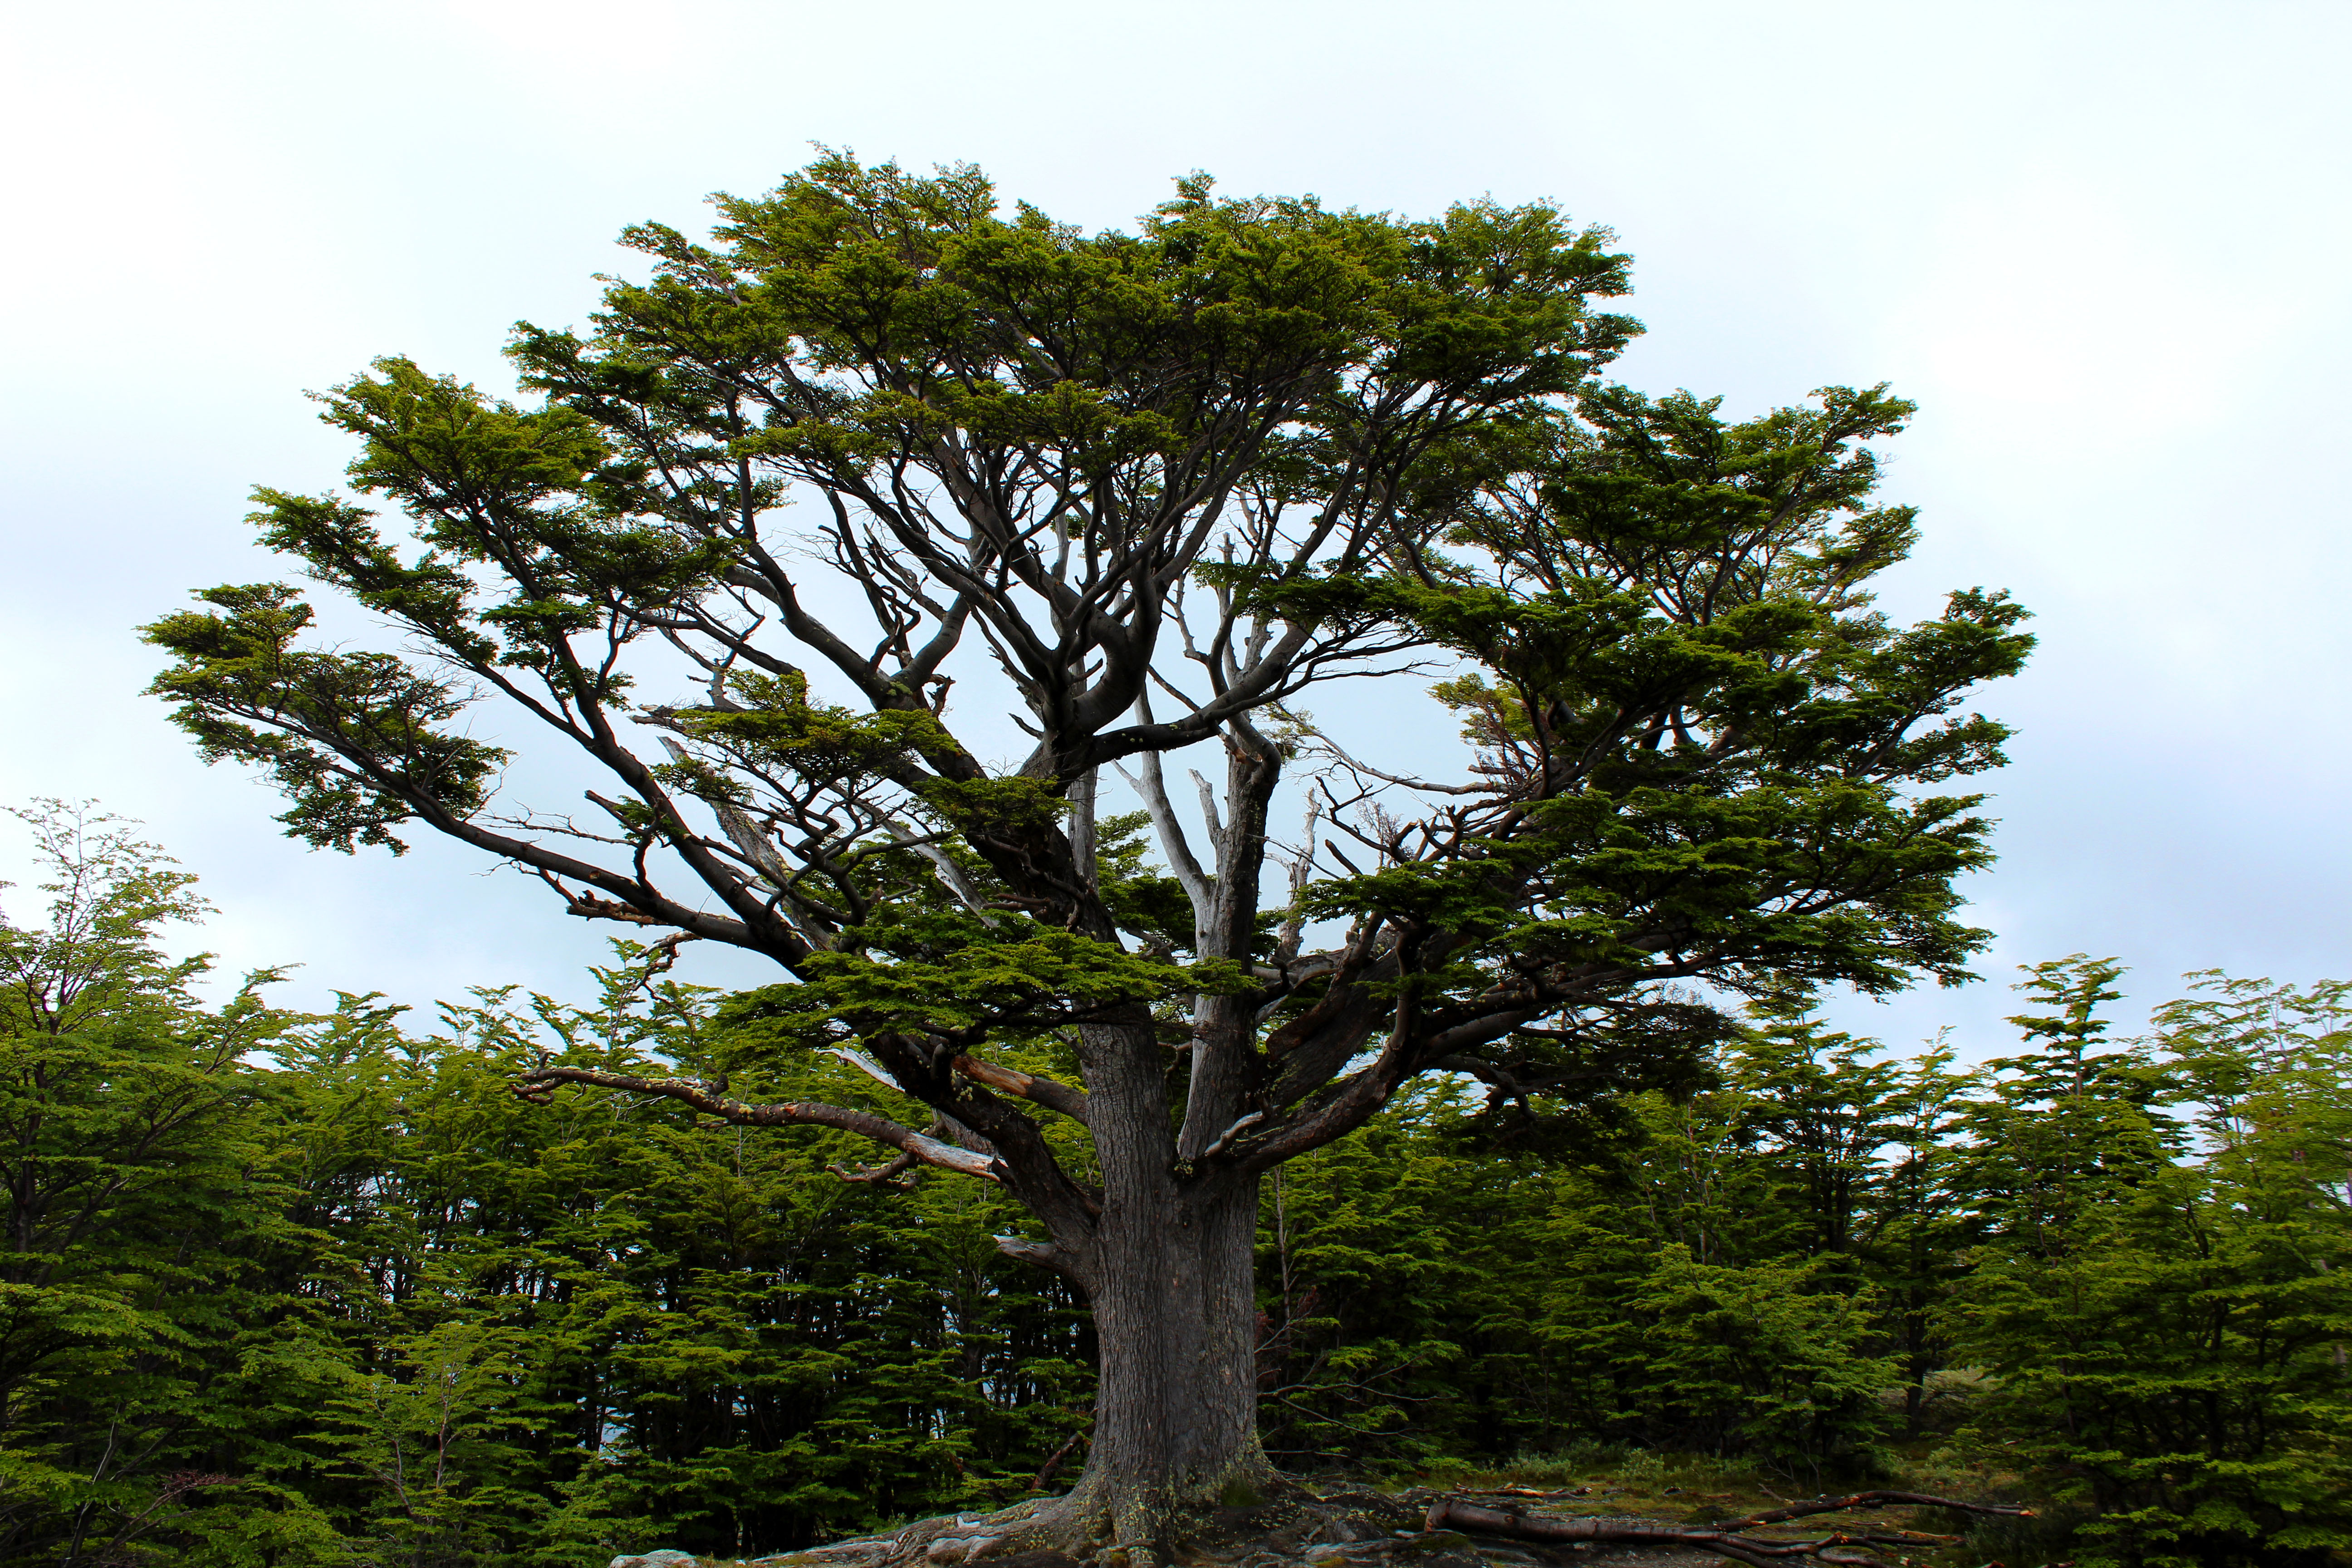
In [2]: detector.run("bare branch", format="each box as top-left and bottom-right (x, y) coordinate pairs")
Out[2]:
(510, 1065), (1001, 1182)
(828, 1147), (921, 1191)
(829, 1047), (908, 1097)
(1115, 691), (1212, 931)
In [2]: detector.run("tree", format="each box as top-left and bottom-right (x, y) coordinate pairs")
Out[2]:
(1941, 964), (2352, 1568)
(0, 802), (317, 1565)
(0, 799), (1106, 1565)
(142, 153), (2032, 1556)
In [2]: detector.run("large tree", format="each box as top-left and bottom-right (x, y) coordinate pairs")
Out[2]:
(143, 155), (2031, 1556)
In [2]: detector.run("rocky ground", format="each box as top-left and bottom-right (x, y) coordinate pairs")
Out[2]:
(608, 1473), (1985, 1568)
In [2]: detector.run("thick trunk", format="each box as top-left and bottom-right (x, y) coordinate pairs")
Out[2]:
(1048, 1009), (1279, 1559)
(1049, 724), (1286, 1552)
(966, 725), (1289, 1560)
(1064, 1174), (1273, 1552)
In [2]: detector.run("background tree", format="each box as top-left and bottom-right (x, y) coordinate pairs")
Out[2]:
(270, 962), (1095, 1566)
(1940, 963), (2352, 1568)
(0, 802), (314, 1566)
(142, 153), (2031, 1554)
(0, 795), (1104, 1566)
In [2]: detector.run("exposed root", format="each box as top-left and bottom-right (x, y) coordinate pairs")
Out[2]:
(759, 1480), (1393, 1568)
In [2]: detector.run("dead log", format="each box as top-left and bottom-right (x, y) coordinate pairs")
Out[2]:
(1425, 1490), (2030, 1568)
(1700, 1492), (2030, 1533)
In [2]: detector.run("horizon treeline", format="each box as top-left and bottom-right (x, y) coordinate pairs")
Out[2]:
(5, 803), (2348, 1568)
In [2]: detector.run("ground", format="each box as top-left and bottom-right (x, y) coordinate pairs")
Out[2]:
(611, 1453), (2014, 1568)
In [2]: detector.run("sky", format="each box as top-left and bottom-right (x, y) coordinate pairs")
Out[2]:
(2, 0), (2347, 1059)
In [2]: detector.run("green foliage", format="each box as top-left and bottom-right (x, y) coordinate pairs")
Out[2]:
(137, 155), (2025, 1201)
(254, 967), (1097, 1566)
(1939, 962), (2352, 1568)
(128, 164), (2051, 1567)
(0, 808), (1090, 1565)
(1257, 963), (2352, 1568)
(0, 800), (321, 1565)
(140, 583), (509, 856)
(1253, 1074), (1899, 1485)
(1275, 381), (2033, 1033)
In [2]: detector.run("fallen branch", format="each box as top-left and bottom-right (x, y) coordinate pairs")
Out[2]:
(1703, 1492), (2027, 1533)
(1425, 1491), (2029, 1568)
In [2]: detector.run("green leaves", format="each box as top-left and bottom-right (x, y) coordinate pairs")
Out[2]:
(0, 817), (1102, 1565)
(127, 154), (2061, 1555)
(1939, 967), (2352, 1568)
(15, 781), (2350, 1565)
(143, 154), (1659, 1044)
(142, 583), (506, 853)
(291, 358), (722, 673)
(1260, 379), (2034, 1091)
(678, 666), (955, 792)
(0, 805), (318, 1564)
(1255, 1069), (1902, 1480)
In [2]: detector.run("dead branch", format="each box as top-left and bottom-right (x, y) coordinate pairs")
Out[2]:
(1027, 1425), (1089, 1493)
(1703, 1492), (2025, 1533)
(537, 870), (664, 926)
(512, 1065), (1002, 1181)
(829, 1147), (921, 1191)
(1424, 1491), (2029, 1568)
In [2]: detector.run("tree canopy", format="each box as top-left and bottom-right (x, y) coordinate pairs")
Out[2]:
(145, 154), (2027, 1195)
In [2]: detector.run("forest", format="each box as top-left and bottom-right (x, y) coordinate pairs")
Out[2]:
(5, 800), (2347, 1568)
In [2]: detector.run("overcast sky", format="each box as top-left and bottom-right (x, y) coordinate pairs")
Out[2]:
(3, 0), (2345, 1057)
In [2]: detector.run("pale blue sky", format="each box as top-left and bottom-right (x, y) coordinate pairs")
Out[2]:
(4, 0), (2346, 1055)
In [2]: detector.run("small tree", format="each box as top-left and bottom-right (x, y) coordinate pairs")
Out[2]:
(143, 155), (2031, 1553)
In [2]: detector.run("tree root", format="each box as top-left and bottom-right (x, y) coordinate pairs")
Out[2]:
(757, 1485), (2027, 1568)
(765, 1479), (1373, 1568)
(1425, 1490), (2030, 1568)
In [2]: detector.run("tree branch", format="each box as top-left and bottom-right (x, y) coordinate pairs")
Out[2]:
(510, 1065), (1001, 1181)
(951, 1054), (1091, 1124)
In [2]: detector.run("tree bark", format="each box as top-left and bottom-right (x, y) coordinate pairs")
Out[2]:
(1050, 1013), (1280, 1557)
(1066, 1175), (1274, 1548)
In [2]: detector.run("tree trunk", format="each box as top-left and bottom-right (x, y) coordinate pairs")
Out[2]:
(1063, 1176), (1274, 1552)
(1047, 1013), (1281, 1558)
